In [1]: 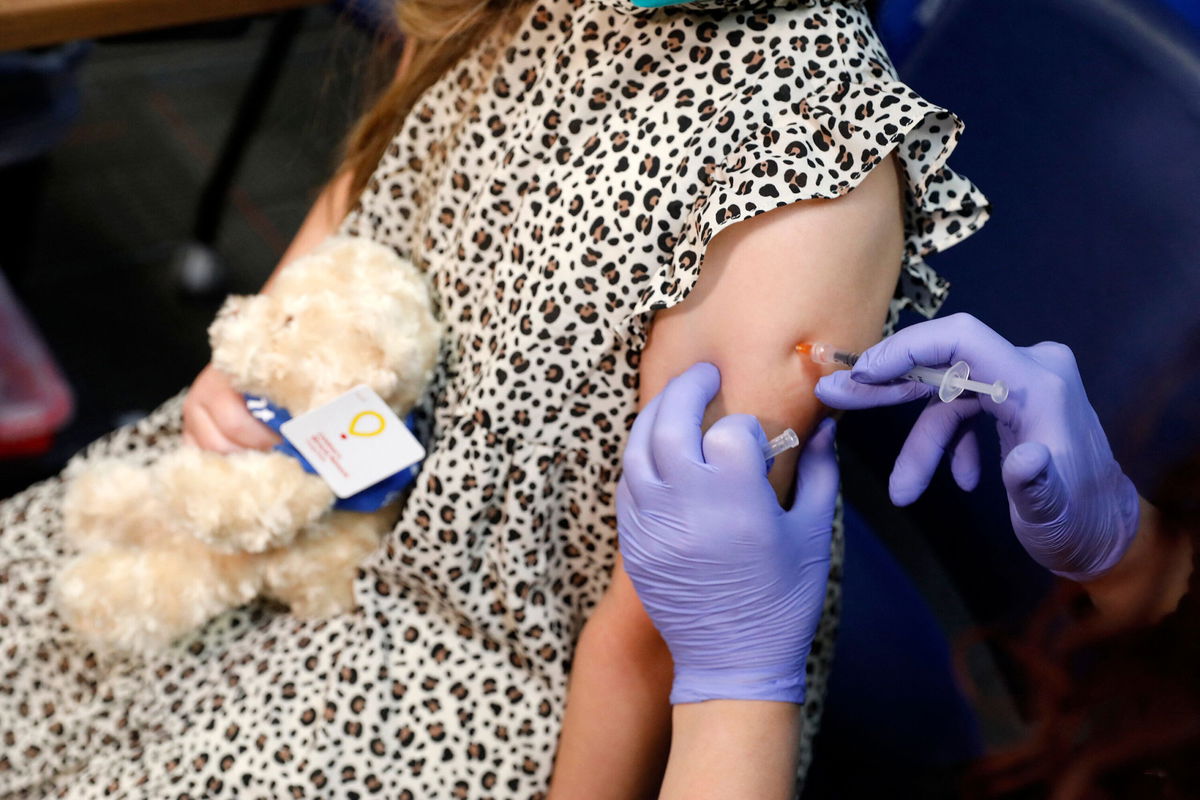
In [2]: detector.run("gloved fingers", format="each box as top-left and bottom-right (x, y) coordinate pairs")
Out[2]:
(888, 396), (982, 506)
(851, 313), (1026, 387)
(788, 418), (840, 527)
(624, 392), (666, 500)
(616, 477), (647, 555)
(1019, 342), (1089, 408)
(1024, 341), (1081, 379)
(1002, 441), (1068, 526)
(651, 363), (721, 483)
(815, 370), (934, 410)
(702, 414), (770, 478)
(948, 419), (982, 492)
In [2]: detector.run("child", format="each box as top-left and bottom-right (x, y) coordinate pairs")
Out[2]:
(0, 0), (987, 796)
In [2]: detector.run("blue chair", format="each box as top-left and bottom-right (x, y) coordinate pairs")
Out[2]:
(0, 42), (90, 168)
(802, 502), (982, 797)
(874, 0), (933, 65)
(333, 0), (399, 38)
(807, 0), (1200, 783)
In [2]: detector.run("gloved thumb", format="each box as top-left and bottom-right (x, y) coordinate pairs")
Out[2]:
(789, 418), (839, 525)
(703, 414), (770, 477)
(1002, 441), (1067, 526)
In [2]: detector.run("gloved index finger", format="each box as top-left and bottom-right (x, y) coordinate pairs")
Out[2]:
(650, 362), (721, 483)
(815, 370), (934, 410)
(624, 391), (665, 490)
(852, 313), (1026, 386)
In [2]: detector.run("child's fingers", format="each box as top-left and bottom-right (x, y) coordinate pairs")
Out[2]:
(185, 364), (279, 451)
(184, 403), (238, 453)
(208, 395), (280, 450)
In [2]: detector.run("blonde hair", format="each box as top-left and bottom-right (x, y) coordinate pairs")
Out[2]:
(343, 1), (529, 200)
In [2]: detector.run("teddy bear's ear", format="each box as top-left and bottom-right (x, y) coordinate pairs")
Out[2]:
(211, 293), (249, 323)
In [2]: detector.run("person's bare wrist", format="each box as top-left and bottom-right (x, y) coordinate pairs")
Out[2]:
(661, 701), (803, 800)
(1083, 498), (1192, 625)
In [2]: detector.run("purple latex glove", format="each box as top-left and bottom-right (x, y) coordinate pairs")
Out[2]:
(618, 363), (839, 704)
(814, 313), (1140, 581)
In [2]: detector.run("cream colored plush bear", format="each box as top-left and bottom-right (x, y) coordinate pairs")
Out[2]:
(59, 237), (440, 652)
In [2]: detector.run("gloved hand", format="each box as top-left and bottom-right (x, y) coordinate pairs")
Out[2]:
(814, 313), (1140, 581)
(618, 363), (840, 704)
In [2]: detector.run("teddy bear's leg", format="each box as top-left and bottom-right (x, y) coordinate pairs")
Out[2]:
(63, 459), (164, 550)
(55, 535), (259, 652)
(156, 446), (334, 553)
(260, 511), (390, 619)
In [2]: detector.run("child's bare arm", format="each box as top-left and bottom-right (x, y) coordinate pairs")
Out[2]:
(549, 560), (674, 800)
(548, 155), (906, 798)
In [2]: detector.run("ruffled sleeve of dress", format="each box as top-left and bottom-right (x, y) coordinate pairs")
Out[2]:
(624, 29), (991, 332)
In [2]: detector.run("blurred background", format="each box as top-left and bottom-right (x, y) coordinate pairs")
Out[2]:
(0, 2), (380, 498)
(1, 0), (1198, 797)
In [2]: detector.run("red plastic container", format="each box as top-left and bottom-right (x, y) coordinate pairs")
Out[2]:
(0, 271), (73, 457)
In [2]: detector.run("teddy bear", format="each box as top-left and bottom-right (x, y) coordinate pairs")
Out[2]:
(58, 236), (440, 652)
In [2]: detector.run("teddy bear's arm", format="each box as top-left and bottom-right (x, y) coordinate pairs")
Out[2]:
(157, 446), (336, 553)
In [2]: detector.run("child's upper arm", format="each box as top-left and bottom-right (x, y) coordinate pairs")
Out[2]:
(639, 154), (905, 497)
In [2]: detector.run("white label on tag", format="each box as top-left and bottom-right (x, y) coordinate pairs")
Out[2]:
(280, 385), (425, 499)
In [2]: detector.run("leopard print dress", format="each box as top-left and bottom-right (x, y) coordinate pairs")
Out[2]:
(0, 1), (988, 797)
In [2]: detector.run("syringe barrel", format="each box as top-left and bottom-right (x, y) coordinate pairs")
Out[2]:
(811, 342), (858, 367)
(762, 428), (801, 461)
(906, 362), (969, 403)
(903, 365), (946, 388)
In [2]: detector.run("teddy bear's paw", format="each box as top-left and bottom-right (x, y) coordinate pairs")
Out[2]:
(261, 515), (384, 618)
(56, 547), (260, 653)
(157, 447), (334, 553)
(62, 460), (162, 550)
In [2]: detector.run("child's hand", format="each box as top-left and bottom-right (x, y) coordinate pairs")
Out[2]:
(182, 364), (280, 453)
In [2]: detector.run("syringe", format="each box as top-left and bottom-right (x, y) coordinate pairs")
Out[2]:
(762, 428), (800, 461)
(797, 342), (1009, 404)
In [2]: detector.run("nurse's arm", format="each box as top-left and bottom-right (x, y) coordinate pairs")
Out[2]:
(1084, 499), (1193, 626)
(659, 702), (804, 800)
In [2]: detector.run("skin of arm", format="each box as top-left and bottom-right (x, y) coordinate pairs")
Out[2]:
(659, 702), (804, 800)
(262, 169), (355, 294)
(1083, 498), (1193, 626)
(547, 155), (906, 799)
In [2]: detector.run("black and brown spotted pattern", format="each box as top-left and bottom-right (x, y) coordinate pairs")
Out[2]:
(0, 1), (987, 797)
